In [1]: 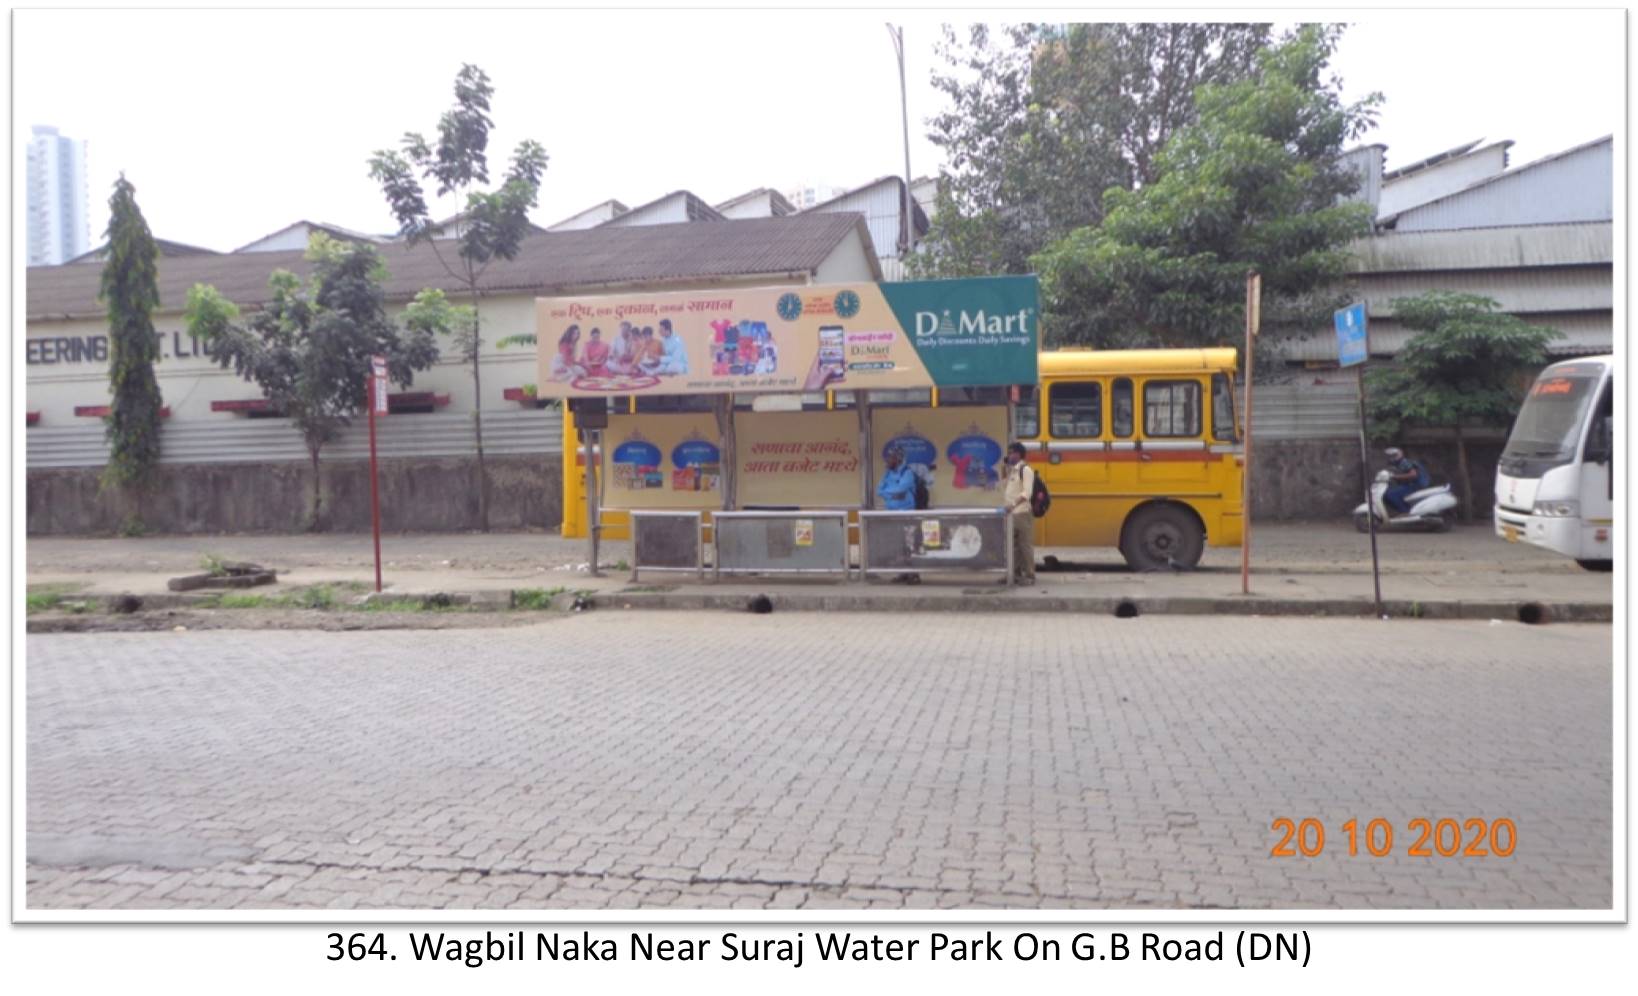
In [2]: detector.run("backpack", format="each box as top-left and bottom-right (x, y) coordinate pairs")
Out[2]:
(912, 472), (930, 510)
(1028, 466), (1051, 518)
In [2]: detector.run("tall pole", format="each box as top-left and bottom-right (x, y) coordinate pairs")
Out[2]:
(584, 428), (600, 577)
(368, 356), (386, 594)
(1357, 366), (1384, 617)
(1240, 272), (1260, 595)
(888, 24), (914, 258)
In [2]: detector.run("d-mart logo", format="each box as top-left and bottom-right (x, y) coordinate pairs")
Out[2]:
(913, 307), (1034, 338)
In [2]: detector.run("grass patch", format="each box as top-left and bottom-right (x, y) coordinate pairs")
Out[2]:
(288, 585), (340, 611)
(204, 583), (369, 612)
(25, 583), (88, 614)
(511, 587), (565, 610)
(355, 598), (449, 613)
(200, 553), (229, 577)
(216, 593), (271, 609)
(613, 559), (631, 572)
(26, 591), (64, 614)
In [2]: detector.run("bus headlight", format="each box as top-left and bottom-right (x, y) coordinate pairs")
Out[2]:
(1532, 500), (1580, 518)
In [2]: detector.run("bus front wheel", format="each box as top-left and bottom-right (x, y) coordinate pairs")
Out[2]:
(1120, 504), (1205, 572)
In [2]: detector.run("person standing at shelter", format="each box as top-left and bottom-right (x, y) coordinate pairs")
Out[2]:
(1002, 441), (1037, 585)
(878, 444), (920, 583)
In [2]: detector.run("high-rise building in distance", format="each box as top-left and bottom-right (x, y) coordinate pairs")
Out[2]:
(27, 125), (89, 266)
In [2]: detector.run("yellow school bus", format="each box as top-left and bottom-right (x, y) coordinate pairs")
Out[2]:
(563, 346), (1243, 570)
(1021, 348), (1243, 569)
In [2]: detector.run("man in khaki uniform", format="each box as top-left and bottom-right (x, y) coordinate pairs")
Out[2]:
(1002, 441), (1036, 585)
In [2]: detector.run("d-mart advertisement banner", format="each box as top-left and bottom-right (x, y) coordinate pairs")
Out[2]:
(733, 410), (862, 508)
(535, 277), (1038, 398)
(600, 413), (724, 510)
(869, 406), (1009, 508)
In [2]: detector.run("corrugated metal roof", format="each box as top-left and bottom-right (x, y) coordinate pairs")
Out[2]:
(1279, 311), (1611, 362)
(599, 190), (725, 227)
(546, 199), (629, 230)
(1249, 382), (1360, 440)
(63, 237), (223, 264)
(27, 408), (562, 469)
(1381, 139), (1483, 181)
(714, 187), (796, 216)
(1352, 268), (1611, 316)
(26, 213), (869, 322)
(1381, 135), (1612, 229)
(1348, 222), (1612, 273)
(232, 220), (386, 253)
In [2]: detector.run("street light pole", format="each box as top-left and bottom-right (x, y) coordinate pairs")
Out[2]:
(887, 23), (914, 259)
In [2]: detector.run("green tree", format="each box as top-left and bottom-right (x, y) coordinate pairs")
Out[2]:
(99, 176), (165, 528)
(1031, 25), (1381, 352)
(912, 22), (1272, 278)
(183, 235), (461, 531)
(368, 63), (548, 532)
(1365, 292), (1561, 522)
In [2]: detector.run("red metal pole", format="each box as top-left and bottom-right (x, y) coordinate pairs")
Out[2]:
(1241, 272), (1259, 595)
(368, 374), (383, 593)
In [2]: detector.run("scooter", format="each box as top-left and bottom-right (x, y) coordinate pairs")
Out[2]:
(1353, 469), (1458, 533)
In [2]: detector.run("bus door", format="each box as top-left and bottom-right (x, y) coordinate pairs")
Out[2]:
(1580, 376), (1615, 546)
(1044, 379), (1112, 546)
(1136, 376), (1209, 485)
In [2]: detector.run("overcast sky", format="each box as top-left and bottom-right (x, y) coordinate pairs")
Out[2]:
(12, 7), (1624, 253)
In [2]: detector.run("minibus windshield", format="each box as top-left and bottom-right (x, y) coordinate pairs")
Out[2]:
(1502, 374), (1599, 463)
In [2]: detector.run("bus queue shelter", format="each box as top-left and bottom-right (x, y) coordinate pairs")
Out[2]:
(538, 277), (1039, 574)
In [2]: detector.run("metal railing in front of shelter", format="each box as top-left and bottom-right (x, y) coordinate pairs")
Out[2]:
(712, 510), (851, 581)
(858, 507), (1013, 585)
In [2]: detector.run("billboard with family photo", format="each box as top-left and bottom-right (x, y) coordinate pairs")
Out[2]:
(534, 277), (1039, 398)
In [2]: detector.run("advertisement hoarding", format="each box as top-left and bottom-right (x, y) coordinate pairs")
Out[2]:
(536, 277), (1039, 398)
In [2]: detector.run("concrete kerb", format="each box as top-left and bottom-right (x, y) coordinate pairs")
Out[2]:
(43, 589), (1611, 625)
(582, 590), (1612, 623)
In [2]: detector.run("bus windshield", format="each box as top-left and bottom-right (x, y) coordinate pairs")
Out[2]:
(1503, 373), (1599, 462)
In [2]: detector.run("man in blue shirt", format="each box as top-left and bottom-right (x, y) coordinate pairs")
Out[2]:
(877, 444), (917, 510)
(656, 319), (689, 375)
(877, 445), (920, 583)
(1383, 446), (1429, 515)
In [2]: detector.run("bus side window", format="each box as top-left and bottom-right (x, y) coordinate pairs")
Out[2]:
(1112, 378), (1133, 437)
(1015, 385), (1040, 438)
(1211, 373), (1237, 441)
(1143, 379), (1202, 437)
(1050, 381), (1102, 437)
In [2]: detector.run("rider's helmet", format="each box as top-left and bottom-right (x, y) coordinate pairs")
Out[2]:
(1384, 447), (1403, 460)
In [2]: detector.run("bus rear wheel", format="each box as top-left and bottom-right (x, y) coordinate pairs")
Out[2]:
(1121, 504), (1205, 572)
(1576, 559), (1613, 572)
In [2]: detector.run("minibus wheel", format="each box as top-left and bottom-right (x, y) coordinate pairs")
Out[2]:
(1120, 503), (1205, 571)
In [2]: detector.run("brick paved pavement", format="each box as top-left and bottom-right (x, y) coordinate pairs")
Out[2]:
(26, 615), (1612, 911)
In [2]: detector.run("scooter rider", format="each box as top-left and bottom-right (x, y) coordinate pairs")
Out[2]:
(1383, 446), (1429, 515)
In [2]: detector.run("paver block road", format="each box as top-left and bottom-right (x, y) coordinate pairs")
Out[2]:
(26, 615), (1612, 911)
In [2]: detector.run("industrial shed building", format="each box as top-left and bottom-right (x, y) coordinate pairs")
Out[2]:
(25, 213), (880, 534)
(1255, 135), (1614, 519)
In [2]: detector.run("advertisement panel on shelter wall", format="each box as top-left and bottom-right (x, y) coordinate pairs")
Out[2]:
(534, 277), (1038, 398)
(733, 410), (862, 508)
(600, 413), (723, 510)
(869, 406), (1008, 508)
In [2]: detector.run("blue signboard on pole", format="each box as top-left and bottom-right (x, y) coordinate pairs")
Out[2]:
(1334, 303), (1368, 368)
